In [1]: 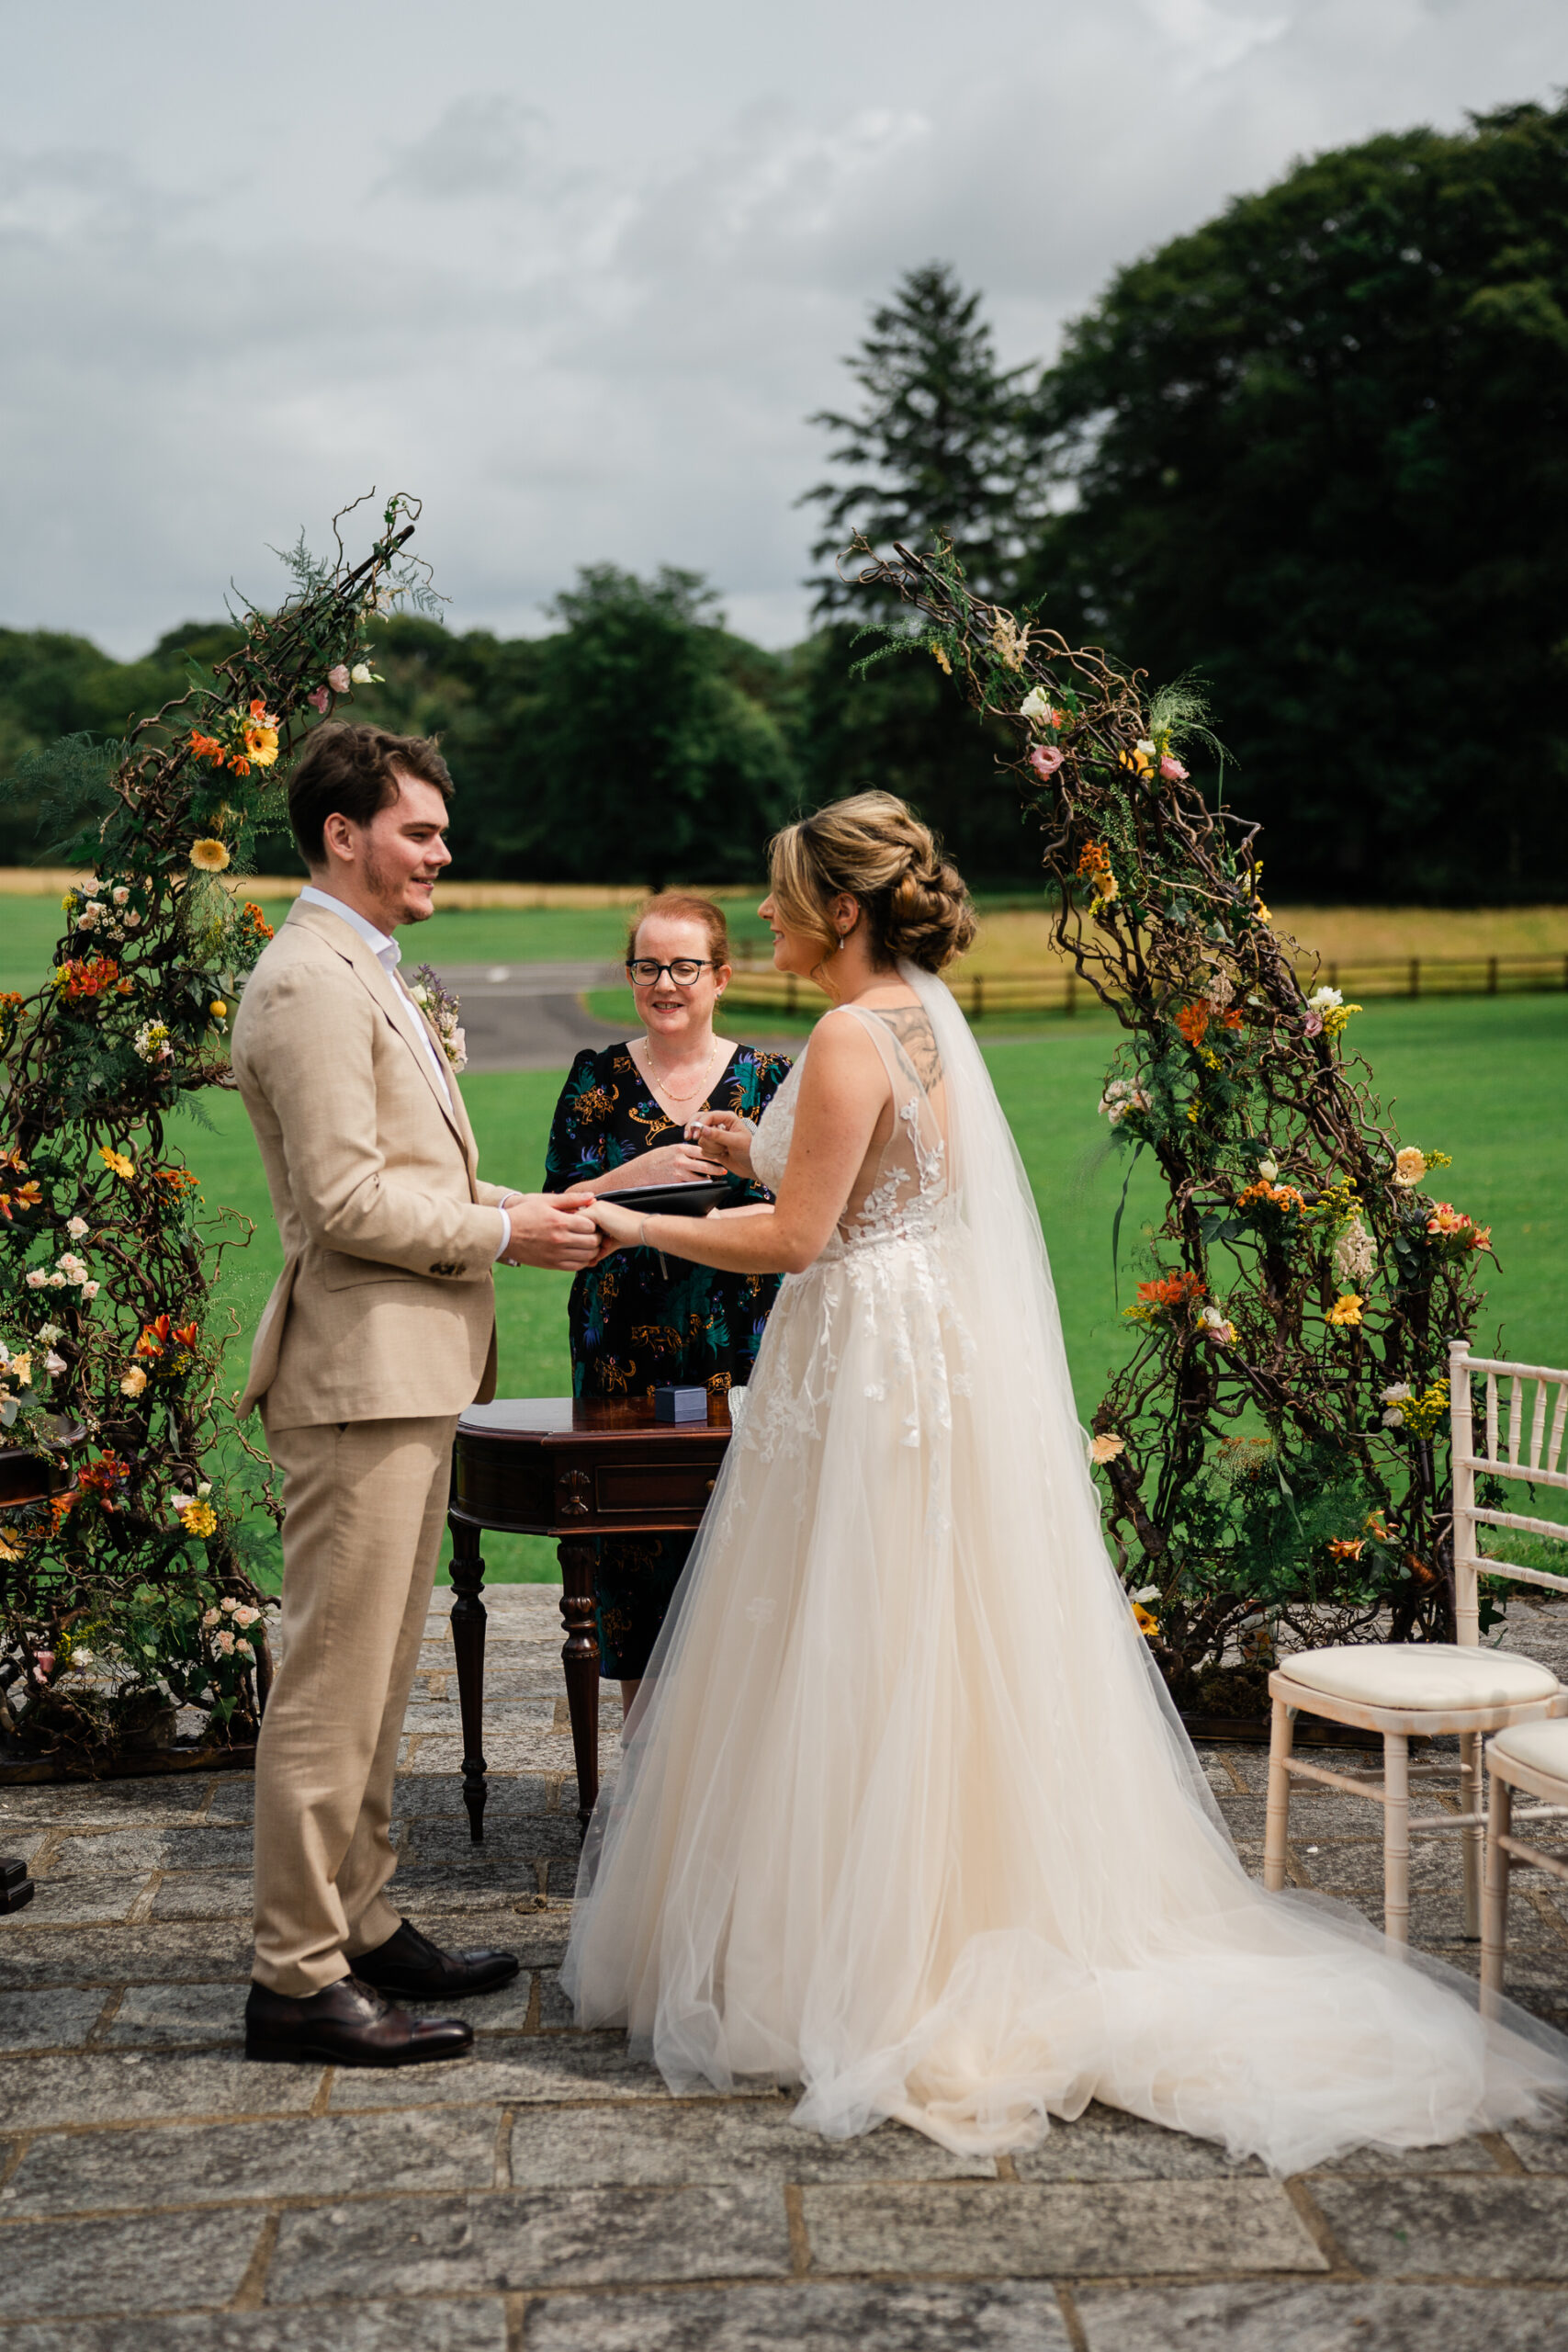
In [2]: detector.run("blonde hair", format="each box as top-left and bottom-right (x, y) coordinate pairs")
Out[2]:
(768, 792), (976, 973)
(626, 891), (730, 968)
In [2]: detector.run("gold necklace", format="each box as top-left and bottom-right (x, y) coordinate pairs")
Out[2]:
(638, 1035), (723, 1107)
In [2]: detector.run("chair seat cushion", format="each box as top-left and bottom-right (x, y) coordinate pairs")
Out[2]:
(1489, 1716), (1568, 1784)
(1278, 1643), (1561, 1713)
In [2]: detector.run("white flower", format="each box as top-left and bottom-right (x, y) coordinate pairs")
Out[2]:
(1381, 1382), (1412, 1430)
(81, 1282), (99, 1301)
(111, 887), (130, 907)
(56, 1253), (89, 1284)
(235, 1639), (254, 1660)
(1257, 1159), (1279, 1182)
(1135, 738), (1156, 759)
(350, 662), (374, 684)
(220, 1594), (236, 1611)
(171, 1491), (195, 1516)
(66, 1216), (89, 1239)
(408, 984), (429, 1007)
(201, 1607), (221, 1628)
(25, 1269), (47, 1289)
(37, 1323), (62, 1345)
(1200, 1305), (1237, 1345)
(198, 1482), (212, 1499)
(133, 1020), (174, 1067)
(1333, 1217), (1376, 1285)
(1133, 1584), (1161, 1605)
(73, 1648), (95, 1667)
(1306, 985), (1343, 1014)
(216, 1630), (235, 1656)
(43, 1351), (66, 1376)
(1098, 1078), (1149, 1125)
(233, 1604), (260, 1627)
(445, 1027), (468, 1074)
(46, 1272), (66, 1288)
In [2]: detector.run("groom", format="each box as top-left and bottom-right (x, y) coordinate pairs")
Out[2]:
(231, 723), (601, 2066)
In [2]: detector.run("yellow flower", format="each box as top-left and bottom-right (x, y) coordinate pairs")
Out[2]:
(60, 891), (74, 911)
(1394, 1147), (1427, 1189)
(931, 645), (952, 674)
(99, 1146), (135, 1181)
(119, 1364), (148, 1397)
(1326, 1294), (1364, 1327)
(1089, 1431), (1127, 1464)
(179, 1498), (218, 1537)
(190, 839), (231, 873)
(209, 1000), (228, 1023)
(1132, 1601), (1158, 1637)
(0, 1530), (25, 1562)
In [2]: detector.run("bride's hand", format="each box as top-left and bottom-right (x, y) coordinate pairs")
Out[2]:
(588, 1196), (646, 1250)
(686, 1110), (756, 1180)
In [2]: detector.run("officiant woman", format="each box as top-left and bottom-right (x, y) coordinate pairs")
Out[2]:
(543, 893), (790, 1709)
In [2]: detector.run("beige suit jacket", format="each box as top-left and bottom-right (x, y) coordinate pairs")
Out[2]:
(231, 899), (513, 1429)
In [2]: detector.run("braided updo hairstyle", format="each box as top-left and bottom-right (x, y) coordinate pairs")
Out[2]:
(768, 791), (977, 974)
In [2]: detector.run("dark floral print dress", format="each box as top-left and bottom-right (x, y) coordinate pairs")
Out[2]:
(543, 1041), (792, 1680)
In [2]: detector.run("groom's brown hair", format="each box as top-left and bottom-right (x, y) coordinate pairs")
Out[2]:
(288, 724), (455, 866)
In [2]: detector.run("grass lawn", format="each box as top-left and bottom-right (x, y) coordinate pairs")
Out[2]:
(176, 989), (1567, 1587)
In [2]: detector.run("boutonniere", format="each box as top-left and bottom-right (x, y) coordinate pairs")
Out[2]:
(408, 965), (468, 1074)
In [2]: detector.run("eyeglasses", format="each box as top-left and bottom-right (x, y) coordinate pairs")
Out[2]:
(626, 958), (717, 986)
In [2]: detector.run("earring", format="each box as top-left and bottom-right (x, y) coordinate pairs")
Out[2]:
(838, 930), (848, 951)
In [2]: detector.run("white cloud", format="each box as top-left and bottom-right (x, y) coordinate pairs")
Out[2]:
(2, 0), (1563, 655)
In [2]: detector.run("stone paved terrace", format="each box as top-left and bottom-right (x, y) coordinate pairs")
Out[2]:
(4, 1587), (1568, 2350)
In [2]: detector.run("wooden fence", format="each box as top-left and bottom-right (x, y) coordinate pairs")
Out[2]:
(724, 952), (1568, 1022)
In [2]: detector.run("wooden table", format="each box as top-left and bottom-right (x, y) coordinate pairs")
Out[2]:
(447, 1395), (732, 1838)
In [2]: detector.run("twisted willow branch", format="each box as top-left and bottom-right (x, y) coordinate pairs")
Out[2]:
(0, 494), (432, 1764)
(852, 537), (1493, 1702)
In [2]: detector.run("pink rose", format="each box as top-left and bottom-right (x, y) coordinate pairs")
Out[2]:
(327, 664), (351, 695)
(32, 1650), (55, 1683)
(1303, 1010), (1324, 1036)
(1160, 754), (1189, 782)
(308, 686), (330, 715)
(1029, 745), (1065, 781)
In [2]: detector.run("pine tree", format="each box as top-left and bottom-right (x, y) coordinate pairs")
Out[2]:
(801, 264), (1043, 616)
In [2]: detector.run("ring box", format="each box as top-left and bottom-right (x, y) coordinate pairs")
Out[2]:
(654, 1385), (708, 1424)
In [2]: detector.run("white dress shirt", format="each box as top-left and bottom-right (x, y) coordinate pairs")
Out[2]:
(298, 886), (513, 1261)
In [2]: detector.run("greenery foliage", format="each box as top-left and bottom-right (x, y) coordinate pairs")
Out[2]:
(857, 536), (1496, 1706)
(0, 497), (434, 1764)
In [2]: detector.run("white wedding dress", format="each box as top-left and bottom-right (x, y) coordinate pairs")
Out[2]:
(561, 961), (1568, 2170)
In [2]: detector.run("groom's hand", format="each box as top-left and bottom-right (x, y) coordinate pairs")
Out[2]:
(503, 1191), (605, 1271)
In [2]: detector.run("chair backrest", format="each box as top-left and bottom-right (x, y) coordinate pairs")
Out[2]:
(1449, 1338), (1568, 1645)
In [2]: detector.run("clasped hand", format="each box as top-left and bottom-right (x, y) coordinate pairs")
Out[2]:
(502, 1191), (606, 1271)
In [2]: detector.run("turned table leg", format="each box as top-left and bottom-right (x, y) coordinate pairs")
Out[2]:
(448, 1514), (489, 1845)
(558, 1535), (601, 1837)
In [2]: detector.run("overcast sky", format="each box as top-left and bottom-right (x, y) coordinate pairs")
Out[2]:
(3, 0), (1562, 656)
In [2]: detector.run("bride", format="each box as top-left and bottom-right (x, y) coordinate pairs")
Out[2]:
(562, 790), (1568, 2171)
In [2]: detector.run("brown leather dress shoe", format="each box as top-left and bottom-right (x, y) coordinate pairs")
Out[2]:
(352, 1917), (521, 2000)
(244, 1974), (474, 2066)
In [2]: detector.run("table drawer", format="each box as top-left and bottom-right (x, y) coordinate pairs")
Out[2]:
(593, 1462), (721, 1518)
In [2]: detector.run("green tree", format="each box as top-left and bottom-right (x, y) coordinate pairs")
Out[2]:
(802, 262), (1043, 616)
(522, 567), (800, 884)
(1020, 98), (1568, 902)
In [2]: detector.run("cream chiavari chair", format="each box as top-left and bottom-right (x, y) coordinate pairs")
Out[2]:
(1261, 1340), (1566, 1946)
(1453, 1350), (1568, 2012)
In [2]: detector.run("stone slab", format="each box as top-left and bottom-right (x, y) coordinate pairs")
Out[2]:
(1011, 2102), (1264, 2182)
(507, 2099), (995, 2186)
(1, 2106), (502, 2215)
(101, 1977), (249, 2044)
(1310, 2175), (1568, 2277)
(801, 2179), (1328, 2279)
(0, 1778), (221, 1826)
(1076, 2280), (1568, 2349)
(406, 1815), (581, 1865)
(34, 1824), (254, 1876)
(0, 1919), (254, 1988)
(0, 1984), (108, 2052)
(0, 2209), (260, 2316)
(149, 1871), (255, 1920)
(392, 1773), (561, 1820)
(268, 2185), (793, 2299)
(1, 2301), (508, 2352)
(0, 2048), (321, 2129)
(0, 1872), (147, 1925)
(329, 2035), (744, 2110)
(522, 2279), (1071, 2349)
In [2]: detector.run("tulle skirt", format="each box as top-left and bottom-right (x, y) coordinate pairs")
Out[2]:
(561, 1220), (1568, 2173)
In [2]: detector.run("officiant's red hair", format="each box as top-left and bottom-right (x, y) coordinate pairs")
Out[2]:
(288, 724), (454, 866)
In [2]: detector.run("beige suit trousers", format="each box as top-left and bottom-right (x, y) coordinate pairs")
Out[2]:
(253, 1408), (459, 1996)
